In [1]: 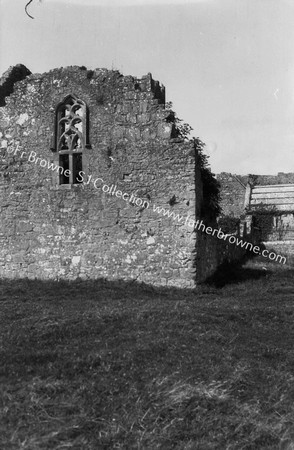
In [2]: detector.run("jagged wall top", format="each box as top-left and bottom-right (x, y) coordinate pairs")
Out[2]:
(0, 64), (165, 107)
(0, 64), (31, 106)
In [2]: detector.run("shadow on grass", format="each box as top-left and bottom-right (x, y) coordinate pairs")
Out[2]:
(2, 260), (294, 450)
(0, 275), (200, 305)
(204, 259), (271, 288)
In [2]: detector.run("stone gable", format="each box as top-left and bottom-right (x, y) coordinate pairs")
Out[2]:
(0, 65), (202, 287)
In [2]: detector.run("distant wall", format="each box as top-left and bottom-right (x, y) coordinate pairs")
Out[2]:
(254, 173), (294, 185)
(216, 172), (249, 217)
(217, 172), (294, 216)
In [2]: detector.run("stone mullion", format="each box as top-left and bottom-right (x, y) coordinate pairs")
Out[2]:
(69, 151), (74, 185)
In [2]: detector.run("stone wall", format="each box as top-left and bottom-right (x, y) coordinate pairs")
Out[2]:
(0, 65), (203, 287)
(216, 172), (249, 217)
(254, 173), (294, 185)
(0, 64), (31, 107)
(195, 217), (259, 282)
(1, 66), (264, 287)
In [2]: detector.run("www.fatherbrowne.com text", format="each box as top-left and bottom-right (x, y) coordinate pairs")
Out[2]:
(2, 147), (287, 265)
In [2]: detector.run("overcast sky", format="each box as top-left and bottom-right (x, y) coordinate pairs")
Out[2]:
(1, 0), (294, 175)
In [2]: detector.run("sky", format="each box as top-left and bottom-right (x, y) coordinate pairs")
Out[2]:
(1, 0), (294, 175)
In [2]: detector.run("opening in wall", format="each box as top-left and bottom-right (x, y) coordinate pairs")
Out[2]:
(52, 95), (90, 186)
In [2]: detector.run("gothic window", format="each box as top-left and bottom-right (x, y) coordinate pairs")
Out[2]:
(52, 95), (90, 185)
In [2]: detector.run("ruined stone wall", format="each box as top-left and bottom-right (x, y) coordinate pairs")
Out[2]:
(0, 66), (201, 287)
(196, 233), (247, 280)
(254, 173), (294, 185)
(0, 64), (31, 107)
(216, 172), (249, 217)
(195, 219), (259, 282)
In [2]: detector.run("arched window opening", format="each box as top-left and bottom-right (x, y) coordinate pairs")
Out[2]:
(52, 95), (90, 185)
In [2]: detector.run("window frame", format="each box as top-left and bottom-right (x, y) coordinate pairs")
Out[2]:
(51, 94), (91, 187)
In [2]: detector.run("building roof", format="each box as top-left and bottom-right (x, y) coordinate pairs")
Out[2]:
(250, 184), (294, 212)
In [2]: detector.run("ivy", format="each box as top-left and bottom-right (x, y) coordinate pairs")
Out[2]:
(195, 137), (221, 220)
(165, 102), (221, 220)
(248, 204), (278, 241)
(165, 101), (193, 140)
(218, 216), (240, 234)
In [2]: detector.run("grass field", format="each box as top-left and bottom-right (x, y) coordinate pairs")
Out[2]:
(1, 259), (294, 449)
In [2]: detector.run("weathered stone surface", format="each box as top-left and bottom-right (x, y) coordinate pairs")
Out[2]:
(0, 65), (255, 287)
(0, 65), (202, 287)
(0, 64), (31, 107)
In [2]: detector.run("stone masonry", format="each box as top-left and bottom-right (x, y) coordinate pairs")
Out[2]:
(0, 65), (205, 287)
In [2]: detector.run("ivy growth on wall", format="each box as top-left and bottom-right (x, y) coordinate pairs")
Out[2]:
(195, 138), (221, 221)
(217, 216), (240, 234)
(165, 102), (221, 221)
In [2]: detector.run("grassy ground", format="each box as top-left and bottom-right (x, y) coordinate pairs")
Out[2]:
(1, 259), (294, 449)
